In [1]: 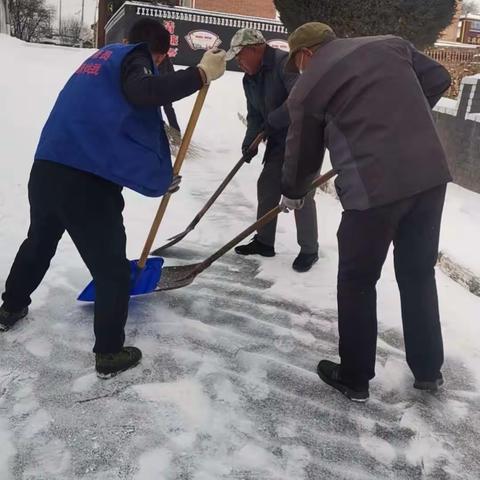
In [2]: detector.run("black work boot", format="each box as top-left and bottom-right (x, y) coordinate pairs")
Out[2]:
(292, 252), (319, 272)
(0, 305), (29, 332)
(317, 360), (369, 403)
(234, 237), (275, 257)
(414, 373), (444, 392)
(96, 346), (142, 379)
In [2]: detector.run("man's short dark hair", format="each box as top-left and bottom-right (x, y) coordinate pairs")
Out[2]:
(127, 18), (170, 54)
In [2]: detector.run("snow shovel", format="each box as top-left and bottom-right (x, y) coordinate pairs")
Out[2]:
(78, 86), (210, 302)
(150, 132), (265, 256)
(154, 169), (337, 292)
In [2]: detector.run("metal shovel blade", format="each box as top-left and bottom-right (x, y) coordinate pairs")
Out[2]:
(155, 263), (202, 291)
(154, 169), (337, 293)
(167, 227), (193, 242)
(150, 227), (194, 256)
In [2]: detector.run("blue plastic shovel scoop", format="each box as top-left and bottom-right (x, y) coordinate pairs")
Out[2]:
(77, 257), (164, 302)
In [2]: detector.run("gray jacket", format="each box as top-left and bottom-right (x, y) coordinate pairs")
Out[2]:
(242, 46), (298, 158)
(282, 36), (452, 210)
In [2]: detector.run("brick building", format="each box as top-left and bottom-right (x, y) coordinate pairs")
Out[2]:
(458, 13), (480, 44)
(441, 0), (462, 42)
(179, 0), (276, 19)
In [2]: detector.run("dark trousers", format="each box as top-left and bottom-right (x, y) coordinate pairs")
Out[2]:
(162, 104), (180, 133)
(1, 161), (130, 353)
(256, 147), (319, 254)
(337, 184), (447, 387)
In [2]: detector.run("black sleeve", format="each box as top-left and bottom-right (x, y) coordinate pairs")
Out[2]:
(242, 77), (264, 152)
(165, 57), (175, 74)
(409, 44), (451, 108)
(282, 97), (326, 199)
(121, 46), (204, 107)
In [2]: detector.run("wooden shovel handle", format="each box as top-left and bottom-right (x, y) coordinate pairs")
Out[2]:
(138, 85), (209, 269)
(173, 86), (209, 175)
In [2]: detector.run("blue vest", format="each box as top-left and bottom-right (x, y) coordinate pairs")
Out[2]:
(35, 44), (172, 197)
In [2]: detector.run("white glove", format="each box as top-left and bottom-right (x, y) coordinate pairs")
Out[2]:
(197, 49), (227, 84)
(280, 195), (304, 212)
(167, 174), (182, 194)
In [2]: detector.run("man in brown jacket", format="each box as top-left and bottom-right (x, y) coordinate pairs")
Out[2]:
(280, 23), (452, 402)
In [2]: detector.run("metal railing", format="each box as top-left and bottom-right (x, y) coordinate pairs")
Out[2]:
(425, 46), (480, 64)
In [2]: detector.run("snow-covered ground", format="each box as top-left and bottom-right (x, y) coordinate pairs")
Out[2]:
(442, 184), (480, 278)
(1, 34), (480, 479)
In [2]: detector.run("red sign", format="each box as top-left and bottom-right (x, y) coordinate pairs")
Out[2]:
(164, 20), (179, 58)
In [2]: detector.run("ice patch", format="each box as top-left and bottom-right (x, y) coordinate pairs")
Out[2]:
(276, 420), (297, 439)
(22, 409), (52, 438)
(13, 384), (38, 415)
(274, 334), (296, 353)
(290, 312), (311, 327)
(24, 336), (52, 358)
(191, 454), (234, 480)
(375, 357), (410, 392)
(291, 328), (317, 346)
(24, 439), (71, 477)
(404, 435), (448, 474)
(211, 377), (240, 405)
(359, 434), (397, 465)
(133, 379), (211, 430)
(401, 407), (449, 474)
(445, 399), (469, 422)
(169, 431), (197, 451)
(234, 443), (280, 472)
(190, 297), (212, 318)
(134, 448), (172, 480)
(282, 444), (311, 479)
(72, 373), (98, 393)
(242, 367), (270, 401)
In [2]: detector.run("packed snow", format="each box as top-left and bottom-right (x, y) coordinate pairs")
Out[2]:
(1, 34), (480, 479)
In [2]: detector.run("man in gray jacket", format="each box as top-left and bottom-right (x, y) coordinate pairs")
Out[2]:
(228, 28), (320, 272)
(281, 23), (452, 401)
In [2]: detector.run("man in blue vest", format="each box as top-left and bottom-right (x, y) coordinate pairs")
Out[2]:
(0, 18), (226, 378)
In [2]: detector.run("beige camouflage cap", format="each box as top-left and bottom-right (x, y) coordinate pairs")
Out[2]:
(226, 28), (266, 61)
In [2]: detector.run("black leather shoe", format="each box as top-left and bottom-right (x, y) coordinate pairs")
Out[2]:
(0, 305), (28, 331)
(292, 252), (319, 272)
(317, 360), (369, 402)
(235, 237), (275, 257)
(414, 374), (444, 392)
(96, 346), (143, 379)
